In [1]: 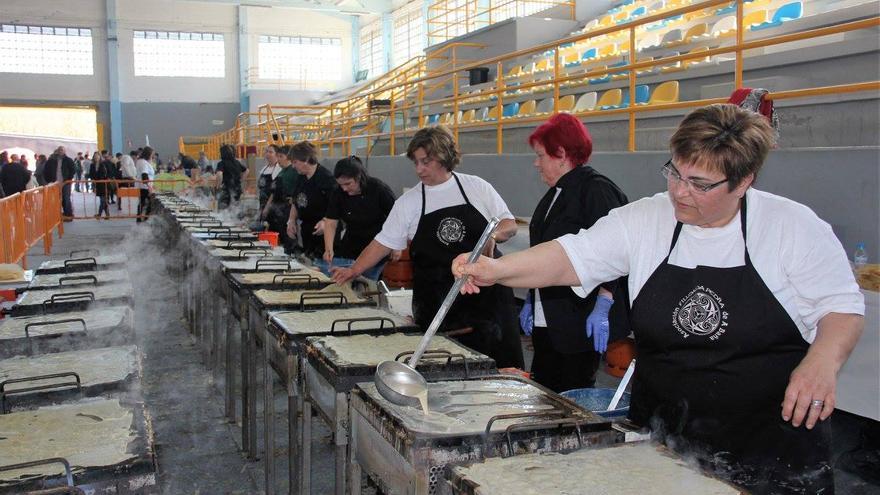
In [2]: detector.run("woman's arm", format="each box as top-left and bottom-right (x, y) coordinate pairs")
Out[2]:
(493, 218), (517, 243)
(322, 218), (338, 261)
(454, 240), (581, 293)
(331, 240), (393, 284)
(782, 312), (864, 429)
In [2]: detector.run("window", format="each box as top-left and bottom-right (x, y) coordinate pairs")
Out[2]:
(133, 30), (225, 78)
(392, 2), (425, 67)
(257, 36), (342, 88)
(490, 0), (557, 23)
(0, 24), (93, 75)
(359, 22), (384, 79)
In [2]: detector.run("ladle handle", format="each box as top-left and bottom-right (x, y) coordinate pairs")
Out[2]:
(407, 217), (500, 367)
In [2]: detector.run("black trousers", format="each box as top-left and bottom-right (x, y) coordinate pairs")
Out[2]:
(530, 325), (600, 393)
(137, 189), (151, 222)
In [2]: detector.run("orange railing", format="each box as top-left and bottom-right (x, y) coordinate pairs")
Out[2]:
(0, 183), (63, 269)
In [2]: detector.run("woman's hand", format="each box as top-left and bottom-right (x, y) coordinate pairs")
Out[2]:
(390, 250), (402, 262)
(781, 351), (838, 429)
(482, 237), (496, 258)
(331, 266), (357, 284)
(312, 220), (324, 235)
(452, 253), (500, 294)
(323, 250), (334, 264)
(286, 221), (297, 239)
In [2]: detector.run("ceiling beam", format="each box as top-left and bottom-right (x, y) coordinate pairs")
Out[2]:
(180, 0), (392, 15)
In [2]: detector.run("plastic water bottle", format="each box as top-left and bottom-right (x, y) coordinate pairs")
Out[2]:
(853, 242), (868, 269)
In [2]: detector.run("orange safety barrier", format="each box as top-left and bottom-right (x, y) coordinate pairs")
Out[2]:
(0, 183), (63, 269)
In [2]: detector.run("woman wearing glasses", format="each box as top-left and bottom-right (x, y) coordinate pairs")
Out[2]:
(521, 113), (629, 393)
(453, 104), (864, 493)
(320, 155), (397, 280)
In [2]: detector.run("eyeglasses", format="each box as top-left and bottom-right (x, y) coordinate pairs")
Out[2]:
(661, 160), (729, 194)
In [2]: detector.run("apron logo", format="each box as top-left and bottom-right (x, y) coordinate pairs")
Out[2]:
(436, 217), (466, 245)
(296, 192), (308, 208)
(672, 286), (729, 340)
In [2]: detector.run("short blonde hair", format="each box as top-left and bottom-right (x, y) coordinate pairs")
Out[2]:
(406, 126), (461, 171)
(670, 104), (775, 189)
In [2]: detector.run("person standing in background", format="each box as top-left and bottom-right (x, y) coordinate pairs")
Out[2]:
(93, 153), (112, 219)
(74, 152), (84, 191)
(34, 154), (47, 186)
(520, 113), (630, 393)
(262, 145), (300, 253)
(0, 153), (32, 196)
(287, 141), (336, 259)
(80, 152), (91, 192)
(215, 144), (248, 210)
(257, 144), (280, 213)
(198, 150), (210, 171)
(135, 146), (155, 222)
(45, 147), (75, 220)
(179, 153), (197, 178)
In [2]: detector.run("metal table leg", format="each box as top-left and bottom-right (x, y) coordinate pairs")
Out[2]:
(264, 321), (275, 495)
(225, 284), (236, 423)
(334, 392), (348, 495)
(247, 303), (258, 459)
(287, 354), (299, 495)
(301, 398), (312, 495)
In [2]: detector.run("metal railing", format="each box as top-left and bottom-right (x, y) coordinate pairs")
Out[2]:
(192, 0), (880, 157)
(0, 183), (63, 268)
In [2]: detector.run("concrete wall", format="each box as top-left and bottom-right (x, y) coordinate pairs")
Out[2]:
(120, 101), (239, 151)
(336, 147), (880, 260)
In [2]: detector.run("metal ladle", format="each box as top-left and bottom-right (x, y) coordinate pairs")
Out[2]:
(375, 217), (501, 408)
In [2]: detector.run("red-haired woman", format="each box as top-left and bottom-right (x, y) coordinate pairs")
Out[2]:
(520, 113), (629, 392)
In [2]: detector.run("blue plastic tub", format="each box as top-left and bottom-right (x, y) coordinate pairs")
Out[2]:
(560, 387), (631, 419)
(312, 258), (355, 277)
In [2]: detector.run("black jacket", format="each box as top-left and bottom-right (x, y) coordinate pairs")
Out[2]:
(528, 165), (630, 352)
(0, 162), (32, 196)
(44, 154), (75, 182)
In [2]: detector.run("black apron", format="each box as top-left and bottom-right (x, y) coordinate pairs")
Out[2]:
(410, 174), (524, 369)
(628, 198), (833, 494)
(257, 165), (276, 211)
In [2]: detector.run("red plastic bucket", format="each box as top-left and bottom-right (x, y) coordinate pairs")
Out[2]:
(258, 231), (279, 247)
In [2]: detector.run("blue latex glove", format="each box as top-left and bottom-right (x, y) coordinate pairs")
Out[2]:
(586, 294), (613, 353)
(518, 293), (534, 336)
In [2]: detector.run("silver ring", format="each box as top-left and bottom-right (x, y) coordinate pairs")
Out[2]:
(811, 399), (824, 408)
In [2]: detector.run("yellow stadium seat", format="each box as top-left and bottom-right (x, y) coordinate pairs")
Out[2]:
(485, 106), (500, 121)
(743, 9), (769, 29)
(507, 65), (522, 78)
(461, 109), (476, 123)
(647, 80), (679, 105)
(517, 100), (537, 117)
(574, 92), (598, 112)
(596, 89), (623, 109)
(558, 94), (576, 113)
(711, 16), (737, 37)
(684, 23), (710, 43)
(597, 43), (618, 60)
(533, 59), (550, 73)
(661, 47), (710, 72)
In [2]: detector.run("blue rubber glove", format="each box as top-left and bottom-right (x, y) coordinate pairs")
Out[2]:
(586, 294), (613, 353)
(518, 293), (534, 336)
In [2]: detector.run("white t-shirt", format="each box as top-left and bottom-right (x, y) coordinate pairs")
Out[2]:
(375, 172), (515, 250)
(120, 155), (137, 179)
(260, 163), (280, 179)
(135, 158), (155, 190)
(556, 188), (865, 343)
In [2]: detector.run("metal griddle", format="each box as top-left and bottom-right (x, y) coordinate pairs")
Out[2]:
(10, 283), (134, 317)
(0, 398), (157, 495)
(35, 254), (128, 276)
(20, 270), (130, 294)
(254, 308), (418, 495)
(0, 307), (134, 358)
(0, 345), (141, 413)
(348, 375), (621, 495)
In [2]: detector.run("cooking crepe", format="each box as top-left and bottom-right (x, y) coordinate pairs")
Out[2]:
(453, 443), (740, 494)
(357, 380), (557, 435)
(209, 247), (286, 258)
(0, 345), (138, 394)
(17, 282), (133, 307)
(220, 258), (304, 272)
(239, 268), (331, 285)
(270, 307), (409, 335)
(0, 398), (137, 482)
(254, 283), (368, 306)
(38, 254), (128, 271)
(0, 263), (25, 282)
(0, 307), (130, 341)
(206, 239), (272, 248)
(856, 264), (880, 292)
(307, 334), (484, 366)
(29, 269), (129, 288)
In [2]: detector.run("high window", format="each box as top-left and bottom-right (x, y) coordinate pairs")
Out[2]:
(392, 2), (425, 67)
(258, 36), (342, 88)
(133, 30), (225, 78)
(0, 24), (93, 75)
(359, 21), (384, 79)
